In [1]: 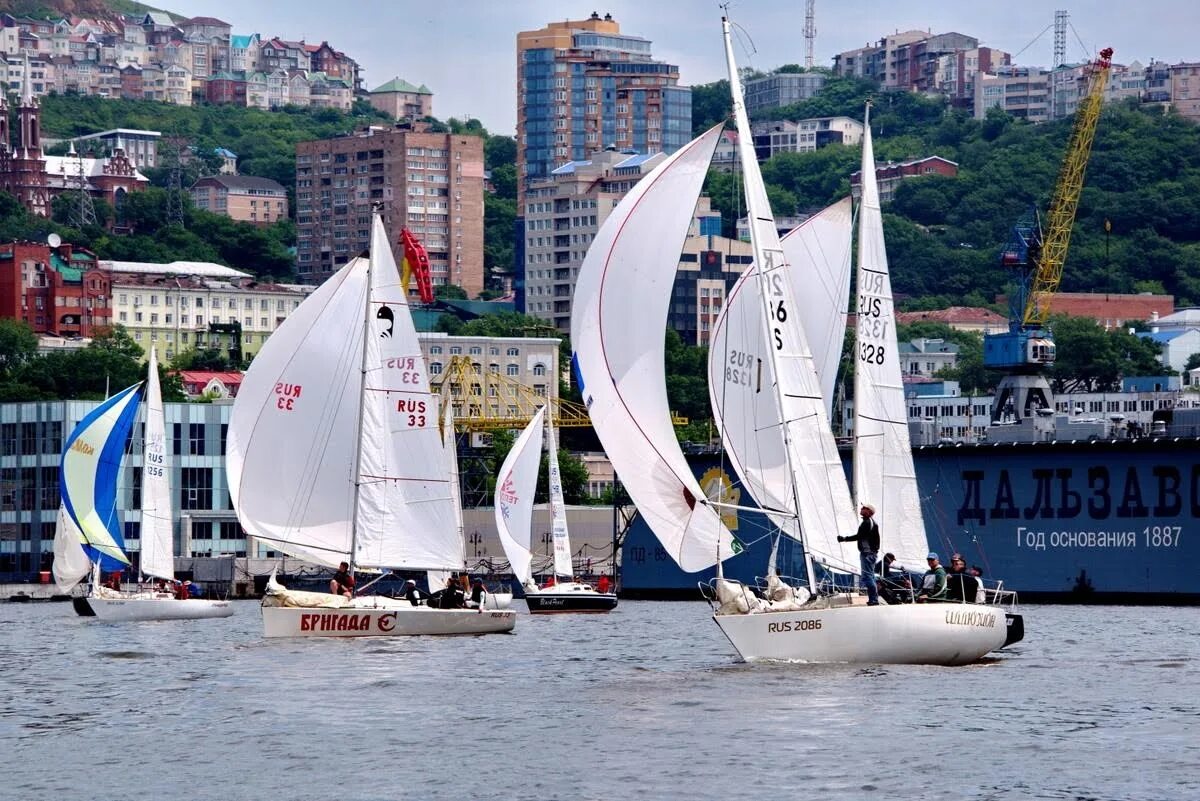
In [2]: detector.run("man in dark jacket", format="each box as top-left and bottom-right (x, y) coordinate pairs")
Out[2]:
(838, 503), (881, 605)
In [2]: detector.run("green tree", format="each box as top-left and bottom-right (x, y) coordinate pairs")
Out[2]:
(0, 318), (38, 376)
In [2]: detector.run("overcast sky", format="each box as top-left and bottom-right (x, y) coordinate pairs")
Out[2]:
(169, 0), (1197, 135)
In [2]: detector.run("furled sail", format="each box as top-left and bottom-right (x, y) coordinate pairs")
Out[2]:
(60, 383), (140, 570)
(494, 406), (546, 586)
(853, 109), (928, 568)
(571, 123), (738, 572)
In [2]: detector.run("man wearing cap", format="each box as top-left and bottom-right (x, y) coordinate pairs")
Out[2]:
(838, 503), (881, 605)
(402, 578), (427, 607)
(916, 553), (948, 602)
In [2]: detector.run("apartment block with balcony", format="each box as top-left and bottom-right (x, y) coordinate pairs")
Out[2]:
(850, 155), (958, 203)
(751, 116), (863, 160)
(973, 65), (1050, 122)
(190, 175), (288, 225)
(672, 201), (754, 347)
(294, 122), (485, 296)
(422, 334), (561, 419)
(521, 148), (664, 331)
(368, 76), (433, 120)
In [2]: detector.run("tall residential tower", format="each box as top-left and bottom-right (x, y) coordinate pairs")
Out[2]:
(515, 12), (692, 313)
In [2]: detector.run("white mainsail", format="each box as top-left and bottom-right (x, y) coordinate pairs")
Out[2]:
(227, 213), (463, 571)
(544, 411), (574, 579)
(138, 346), (175, 582)
(52, 504), (90, 590)
(494, 406), (545, 587)
(853, 108), (929, 568)
(709, 200), (854, 552)
(720, 18), (857, 575)
(570, 122), (738, 572)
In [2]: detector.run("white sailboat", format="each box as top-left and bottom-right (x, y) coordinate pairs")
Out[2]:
(495, 407), (617, 613)
(572, 17), (1013, 664)
(56, 347), (233, 621)
(226, 208), (516, 638)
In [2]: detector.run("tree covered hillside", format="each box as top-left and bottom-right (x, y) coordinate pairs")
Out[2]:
(698, 74), (1200, 307)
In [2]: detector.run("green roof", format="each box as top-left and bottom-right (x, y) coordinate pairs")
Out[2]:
(51, 252), (82, 281)
(371, 76), (431, 95)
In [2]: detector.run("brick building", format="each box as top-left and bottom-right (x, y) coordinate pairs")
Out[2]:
(294, 122), (486, 296)
(850, 155), (958, 203)
(0, 240), (111, 336)
(190, 175), (288, 225)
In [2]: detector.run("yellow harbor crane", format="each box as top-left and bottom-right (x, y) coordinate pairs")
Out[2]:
(983, 46), (1113, 425)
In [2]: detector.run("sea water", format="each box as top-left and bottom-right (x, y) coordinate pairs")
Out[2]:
(0, 601), (1195, 800)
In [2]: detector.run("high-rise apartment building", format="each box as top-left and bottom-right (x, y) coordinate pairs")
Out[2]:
(521, 147), (665, 331)
(294, 122), (485, 296)
(515, 12), (692, 207)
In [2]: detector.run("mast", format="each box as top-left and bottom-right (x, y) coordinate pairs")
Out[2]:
(347, 205), (382, 584)
(721, 17), (819, 593)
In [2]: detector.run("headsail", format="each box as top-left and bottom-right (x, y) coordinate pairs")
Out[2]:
(709, 200), (853, 546)
(853, 107), (928, 568)
(227, 214), (463, 571)
(721, 17), (857, 573)
(60, 383), (140, 569)
(570, 122), (738, 572)
(544, 410), (573, 579)
(138, 346), (175, 582)
(52, 504), (91, 590)
(494, 406), (546, 587)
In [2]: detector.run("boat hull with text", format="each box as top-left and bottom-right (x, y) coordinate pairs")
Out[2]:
(621, 439), (1200, 603)
(525, 583), (618, 614)
(261, 602), (516, 638)
(714, 601), (1008, 664)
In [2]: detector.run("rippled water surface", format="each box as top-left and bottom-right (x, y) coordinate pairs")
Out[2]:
(0, 601), (1196, 800)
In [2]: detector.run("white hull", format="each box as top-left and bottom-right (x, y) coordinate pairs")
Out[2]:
(86, 596), (234, 622)
(262, 599), (517, 638)
(714, 602), (1008, 665)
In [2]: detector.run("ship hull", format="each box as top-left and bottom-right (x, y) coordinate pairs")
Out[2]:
(621, 439), (1200, 603)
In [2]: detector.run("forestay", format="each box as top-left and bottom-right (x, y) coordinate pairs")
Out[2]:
(570, 123), (738, 572)
(853, 109), (928, 569)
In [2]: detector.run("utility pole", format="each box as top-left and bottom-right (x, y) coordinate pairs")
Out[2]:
(804, 0), (816, 69)
(68, 143), (96, 228)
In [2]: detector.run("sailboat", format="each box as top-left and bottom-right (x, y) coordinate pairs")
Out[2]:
(226, 208), (516, 638)
(56, 347), (233, 621)
(495, 406), (618, 613)
(571, 17), (1014, 664)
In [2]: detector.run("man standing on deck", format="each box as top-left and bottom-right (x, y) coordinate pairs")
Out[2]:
(838, 504), (881, 605)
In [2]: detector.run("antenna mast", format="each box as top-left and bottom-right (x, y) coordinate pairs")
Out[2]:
(1053, 9), (1068, 67)
(69, 145), (97, 228)
(804, 0), (816, 69)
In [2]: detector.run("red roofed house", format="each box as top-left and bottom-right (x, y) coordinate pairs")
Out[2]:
(851, 156), (958, 203)
(996, 292), (1174, 330)
(897, 306), (1007, 334)
(176, 370), (243, 400)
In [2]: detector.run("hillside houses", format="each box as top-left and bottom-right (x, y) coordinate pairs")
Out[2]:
(0, 12), (361, 111)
